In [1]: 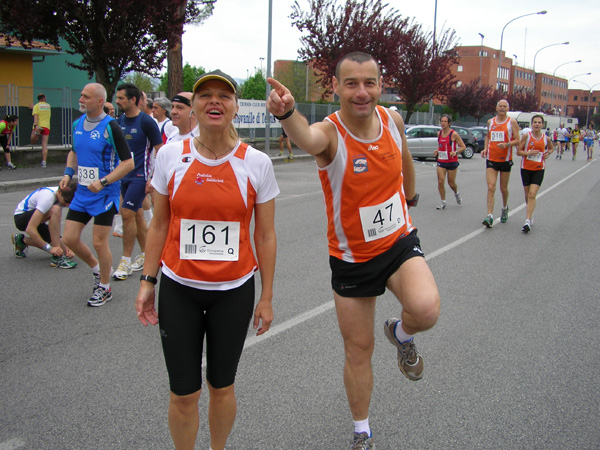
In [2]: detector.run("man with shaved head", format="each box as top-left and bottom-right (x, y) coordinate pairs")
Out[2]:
(166, 92), (197, 143)
(481, 99), (521, 227)
(60, 83), (134, 306)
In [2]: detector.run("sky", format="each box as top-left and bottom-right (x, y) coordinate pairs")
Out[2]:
(182, 0), (600, 92)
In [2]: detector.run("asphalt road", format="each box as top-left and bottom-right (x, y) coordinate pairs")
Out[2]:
(1, 152), (599, 450)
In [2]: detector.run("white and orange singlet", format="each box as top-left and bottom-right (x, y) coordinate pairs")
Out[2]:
(521, 132), (548, 171)
(319, 106), (414, 263)
(151, 138), (279, 290)
(488, 117), (515, 162)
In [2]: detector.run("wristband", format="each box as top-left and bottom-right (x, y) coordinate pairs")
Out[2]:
(140, 275), (158, 284)
(64, 167), (75, 178)
(274, 105), (295, 121)
(44, 243), (52, 253)
(100, 177), (109, 187)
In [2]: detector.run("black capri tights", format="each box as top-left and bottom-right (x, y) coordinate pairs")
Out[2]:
(158, 274), (255, 396)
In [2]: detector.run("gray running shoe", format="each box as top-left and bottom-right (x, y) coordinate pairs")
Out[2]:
(12, 233), (27, 258)
(50, 255), (78, 269)
(383, 318), (423, 381)
(349, 432), (375, 450)
(455, 192), (462, 204)
(93, 272), (101, 291)
(88, 286), (112, 307)
(131, 254), (145, 272)
(522, 219), (532, 233)
(436, 201), (447, 210)
(482, 214), (493, 228)
(501, 206), (509, 223)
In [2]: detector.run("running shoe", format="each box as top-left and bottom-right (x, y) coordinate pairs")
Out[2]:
(112, 227), (123, 238)
(113, 259), (132, 280)
(50, 255), (78, 269)
(131, 254), (145, 272)
(455, 192), (462, 205)
(482, 214), (494, 228)
(501, 206), (509, 223)
(349, 431), (375, 450)
(12, 233), (28, 258)
(88, 286), (112, 307)
(7, 162), (16, 170)
(522, 219), (532, 233)
(436, 201), (447, 210)
(93, 272), (100, 291)
(278, 151), (283, 156)
(41, 161), (47, 168)
(383, 318), (424, 381)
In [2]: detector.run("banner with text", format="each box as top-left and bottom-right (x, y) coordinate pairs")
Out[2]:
(234, 100), (280, 129)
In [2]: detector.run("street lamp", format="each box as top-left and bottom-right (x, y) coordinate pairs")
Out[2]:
(498, 11), (547, 90)
(478, 33), (485, 87)
(532, 41), (569, 101)
(550, 60), (581, 113)
(573, 80), (600, 127)
(568, 73), (591, 84)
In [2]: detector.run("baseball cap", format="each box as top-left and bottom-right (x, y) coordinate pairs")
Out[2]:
(193, 70), (237, 95)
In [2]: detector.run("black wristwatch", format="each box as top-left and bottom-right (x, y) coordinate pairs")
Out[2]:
(140, 275), (158, 284)
(407, 193), (419, 207)
(100, 177), (109, 187)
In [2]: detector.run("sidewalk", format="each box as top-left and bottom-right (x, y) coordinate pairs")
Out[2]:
(0, 145), (311, 194)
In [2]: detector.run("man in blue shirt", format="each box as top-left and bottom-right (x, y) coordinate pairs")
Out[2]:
(114, 83), (163, 280)
(60, 83), (134, 306)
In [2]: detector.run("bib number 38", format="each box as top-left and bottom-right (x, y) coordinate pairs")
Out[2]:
(180, 219), (240, 261)
(359, 193), (405, 243)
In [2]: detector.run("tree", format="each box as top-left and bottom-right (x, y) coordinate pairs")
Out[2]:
(291, 0), (459, 123)
(0, 0), (215, 100)
(276, 61), (321, 102)
(291, 0), (412, 98)
(162, 0), (216, 98)
(447, 79), (501, 125)
(124, 72), (159, 93)
(159, 63), (206, 94)
(506, 89), (539, 112)
(570, 106), (588, 126)
(241, 70), (267, 100)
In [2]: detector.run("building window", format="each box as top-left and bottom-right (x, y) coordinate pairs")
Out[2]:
(574, 96), (578, 101)
(456, 81), (463, 87)
(457, 65), (463, 72)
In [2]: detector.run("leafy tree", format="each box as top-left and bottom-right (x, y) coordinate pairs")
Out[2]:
(291, 0), (459, 123)
(159, 63), (206, 94)
(0, 0), (215, 100)
(506, 88), (539, 112)
(291, 0), (412, 97)
(124, 72), (159, 94)
(569, 106), (588, 127)
(241, 70), (267, 100)
(447, 79), (500, 125)
(276, 61), (321, 102)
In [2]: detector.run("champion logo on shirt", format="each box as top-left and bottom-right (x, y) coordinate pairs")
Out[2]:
(182, 156), (192, 163)
(353, 156), (368, 174)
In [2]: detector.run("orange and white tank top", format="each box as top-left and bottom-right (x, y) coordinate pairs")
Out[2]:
(521, 132), (548, 171)
(488, 117), (514, 162)
(151, 138), (279, 290)
(320, 105), (413, 263)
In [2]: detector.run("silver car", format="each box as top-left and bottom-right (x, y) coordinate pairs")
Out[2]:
(405, 125), (441, 160)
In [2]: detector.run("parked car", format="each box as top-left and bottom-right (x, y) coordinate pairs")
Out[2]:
(405, 125), (441, 160)
(450, 126), (477, 159)
(469, 126), (488, 153)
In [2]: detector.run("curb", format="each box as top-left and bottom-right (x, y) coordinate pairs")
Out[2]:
(0, 154), (314, 194)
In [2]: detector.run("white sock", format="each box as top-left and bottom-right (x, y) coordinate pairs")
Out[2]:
(99, 282), (110, 290)
(113, 214), (122, 228)
(143, 208), (153, 225)
(122, 256), (131, 264)
(91, 264), (100, 273)
(394, 321), (414, 343)
(353, 417), (371, 435)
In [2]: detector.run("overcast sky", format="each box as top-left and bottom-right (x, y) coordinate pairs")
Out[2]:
(182, 0), (600, 91)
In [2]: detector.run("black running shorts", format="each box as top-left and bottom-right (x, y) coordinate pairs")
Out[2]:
(158, 274), (255, 395)
(521, 168), (545, 187)
(486, 159), (513, 172)
(330, 229), (425, 298)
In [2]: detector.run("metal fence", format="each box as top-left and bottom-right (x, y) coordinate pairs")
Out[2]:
(1, 84), (76, 148)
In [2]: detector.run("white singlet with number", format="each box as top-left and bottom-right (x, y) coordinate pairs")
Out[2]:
(179, 219), (240, 261)
(359, 192), (406, 243)
(527, 152), (543, 162)
(438, 151), (448, 160)
(490, 131), (505, 142)
(78, 166), (99, 186)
